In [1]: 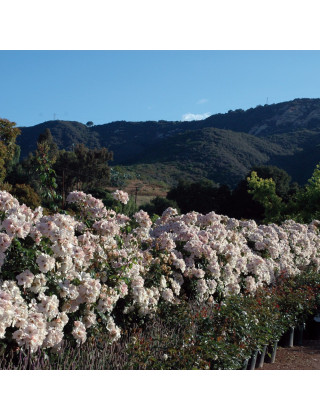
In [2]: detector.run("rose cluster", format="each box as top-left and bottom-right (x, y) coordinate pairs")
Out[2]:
(0, 189), (320, 353)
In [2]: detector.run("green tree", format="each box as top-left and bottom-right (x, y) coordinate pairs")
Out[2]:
(11, 184), (41, 209)
(292, 163), (320, 222)
(34, 135), (60, 211)
(229, 166), (294, 222)
(37, 128), (59, 162)
(246, 163), (320, 223)
(251, 165), (292, 201)
(53, 143), (113, 196)
(73, 143), (113, 189)
(229, 179), (265, 221)
(167, 179), (230, 215)
(140, 196), (180, 216)
(0, 118), (21, 184)
(247, 171), (283, 223)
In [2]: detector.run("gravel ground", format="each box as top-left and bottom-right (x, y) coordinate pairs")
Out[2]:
(259, 339), (320, 370)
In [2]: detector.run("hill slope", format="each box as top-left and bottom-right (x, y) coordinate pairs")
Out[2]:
(15, 98), (320, 187)
(128, 127), (320, 187)
(17, 120), (102, 157)
(200, 98), (320, 136)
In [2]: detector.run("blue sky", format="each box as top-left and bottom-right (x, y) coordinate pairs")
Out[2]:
(2, 50), (320, 127)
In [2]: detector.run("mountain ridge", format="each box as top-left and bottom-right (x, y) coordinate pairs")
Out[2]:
(15, 98), (320, 187)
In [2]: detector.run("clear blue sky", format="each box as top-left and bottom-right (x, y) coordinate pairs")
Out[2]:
(1, 50), (320, 127)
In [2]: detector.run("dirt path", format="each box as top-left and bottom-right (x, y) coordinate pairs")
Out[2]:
(259, 339), (320, 370)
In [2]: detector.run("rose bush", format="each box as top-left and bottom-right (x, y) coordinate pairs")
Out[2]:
(1, 189), (320, 355)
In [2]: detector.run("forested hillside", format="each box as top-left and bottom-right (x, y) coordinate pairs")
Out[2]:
(16, 98), (320, 187)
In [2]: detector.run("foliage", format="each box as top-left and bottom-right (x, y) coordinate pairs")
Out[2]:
(228, 178), (265, 221)
(166, 179), (231, 215)
(1, 188), (320, 361)
(109, 166), (133, 187)
(53, 143), (113, 195)
(250, 165), (293, 200)
(11, 184), (41, 209)
(246, 163), (320, 224)
(15, 99), (320, 190)
(272, 274), (318, 327)
(132, 127), (286, 188)
(17, 120), (101, 159)
(0, 119), (21, 185)
(34, 134), (61, 211)
(295, 163), (320, 222)
(140, 196), (180, 216)
(247, 171), (283, 223)
(37, 128), (59, 163)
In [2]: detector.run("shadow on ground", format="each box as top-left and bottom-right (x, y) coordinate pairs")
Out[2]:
(260, 340), (320, 370)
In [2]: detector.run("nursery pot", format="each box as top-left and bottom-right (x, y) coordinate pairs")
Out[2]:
(279, 327), (295, 347)
(265, 341), (278, 364)
(270, 341), (278, 363)
(293, 324), (304, 346)
(289, 326), (294, 347)
(242, 358), (249, 370)
(256, 345), (268, 369)
(248, 350), (258, 370)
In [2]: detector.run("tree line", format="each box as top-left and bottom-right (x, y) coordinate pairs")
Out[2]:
(141, 165), (320, 225)
(2, 117), (320, 224)
(0, 119), (116, 211)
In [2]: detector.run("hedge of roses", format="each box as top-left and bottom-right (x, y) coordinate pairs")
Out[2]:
(1, 275), (318, 370)
(1, 188), (320, 354)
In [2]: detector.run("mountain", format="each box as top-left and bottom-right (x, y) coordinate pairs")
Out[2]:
(16, 120), (102, 157)
(131, 127), (289, 187)
(15, 98), (320, 187)
(199, 98), (320, 136)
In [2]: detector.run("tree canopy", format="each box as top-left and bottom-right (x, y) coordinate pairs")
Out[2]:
(0, 118), (21, 184)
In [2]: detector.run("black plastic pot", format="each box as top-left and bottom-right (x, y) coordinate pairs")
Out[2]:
(293, 324), (304, 346)
(256, 345), (268, 369)
(242, 358), (249, 370)
(265, 341), (278, 364)
(248, 350), (258, 370)
(279, 327), (294, 347)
